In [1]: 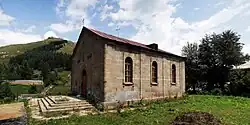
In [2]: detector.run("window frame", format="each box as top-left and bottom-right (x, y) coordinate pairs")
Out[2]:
(124, 57), (133, 85)
(171, 64), (177, 85)
(151, 61), (158, 85)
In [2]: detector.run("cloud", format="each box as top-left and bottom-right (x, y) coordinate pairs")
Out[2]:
(22, 25), (36, 33)
(0, 29), (42, 46)
(246, 26), (250, 32)
(106, 0), (250, 55)
(51, 0), (97, 33)
(0, 9), (15, 26)
(108, 22), (115, 27)
(194, 8), (200, 10)
(100, 4), (114, 21)
(50, 21), (76, 33)
(43, 31), (58, 39)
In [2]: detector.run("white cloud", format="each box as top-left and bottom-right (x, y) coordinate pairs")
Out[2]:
(23, 25), (36, 33)
(106, 0), (250, 55)
(100, 4), (114, 21)
(43, 31), (58, 39)
(246, 26), (250, 32)
(0, 29), (42, 46)
(0, 9), (15, 26)
(65, 0), (97, 20)
(194, 8), (200, 10)
(56, 0), (66, 16)
(108, 22), (115, 27)
(50, 21), (75, 33)
(51, 0), (97, 33)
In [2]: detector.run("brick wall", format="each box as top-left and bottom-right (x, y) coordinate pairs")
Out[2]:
(103, 43), (185, 106)
(71, 28), (105, 102)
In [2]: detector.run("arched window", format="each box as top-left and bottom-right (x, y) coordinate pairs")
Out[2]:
(152, 61), (158, 83)
(125, 57), (133, 82)
(172, 64), (176, 83)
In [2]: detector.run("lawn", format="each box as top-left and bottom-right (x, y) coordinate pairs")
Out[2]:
(29, 95), (250, 125)
(9, 84), (43, 96)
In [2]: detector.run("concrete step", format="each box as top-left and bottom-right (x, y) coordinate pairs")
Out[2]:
(43, 97), (91, 108)
(47, 96), (88, 105)
(40, 98), (94, 112)
(38, 99), (47, 112)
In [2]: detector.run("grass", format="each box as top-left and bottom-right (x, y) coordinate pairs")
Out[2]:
(47, 85), (70, 95)
(29, 95), (250, 125)
(9, 84), (43, 97)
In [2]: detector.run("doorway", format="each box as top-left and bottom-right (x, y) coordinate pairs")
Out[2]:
(82, 70), (87, 97)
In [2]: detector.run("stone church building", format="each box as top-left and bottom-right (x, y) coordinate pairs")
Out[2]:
(71, 26), (185, 108)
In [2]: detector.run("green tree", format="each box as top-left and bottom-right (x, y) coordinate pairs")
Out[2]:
(182, 42), (201, 93)
(41, 62), (50, 86)
(198, 30), (249, 92)
(0, 82), (14, 99)
(20, 60), (33, 79)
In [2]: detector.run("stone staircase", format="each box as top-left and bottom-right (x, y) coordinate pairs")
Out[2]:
(37, 96), (94, 115)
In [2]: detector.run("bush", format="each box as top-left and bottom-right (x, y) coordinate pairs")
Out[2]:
(28, 85), (37, 94)
(211, 88), (222, 95)
(0, 82), (15, 99)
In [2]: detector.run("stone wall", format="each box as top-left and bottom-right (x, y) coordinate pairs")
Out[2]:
(103, 43), (185, 107)
(71, 28), (105, 102)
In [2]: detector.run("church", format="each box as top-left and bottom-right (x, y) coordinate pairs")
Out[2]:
(71, 26), (185, 109)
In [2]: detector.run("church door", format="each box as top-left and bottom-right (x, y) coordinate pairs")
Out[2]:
(82, 70), (87, 97)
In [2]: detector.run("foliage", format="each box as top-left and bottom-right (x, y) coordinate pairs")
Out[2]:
(0, 82), (14, 99)
(30, 95), (250, 125)
(28, 85), (38, 94)
(228, 69), (250, 97)
(0, 38), (73, 87)
(181, 42), (201, 93)
(182, 30), (249, 94)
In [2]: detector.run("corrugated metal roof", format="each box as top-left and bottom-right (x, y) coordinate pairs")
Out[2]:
(87, 27), (185, 59)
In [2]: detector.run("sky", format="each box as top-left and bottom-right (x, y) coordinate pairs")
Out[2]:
(0, 0), (250, 56)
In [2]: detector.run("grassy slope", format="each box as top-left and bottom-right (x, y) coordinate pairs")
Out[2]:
(0, 38), (74, 63)
(30, 95), (250, 125)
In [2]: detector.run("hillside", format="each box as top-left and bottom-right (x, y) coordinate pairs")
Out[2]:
(0, 37), (75, 63)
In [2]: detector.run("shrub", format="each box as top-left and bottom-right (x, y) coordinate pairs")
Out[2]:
(28, 85), (37, 94)
(0, 82), (14, 99)
(211, 88), (222, 95)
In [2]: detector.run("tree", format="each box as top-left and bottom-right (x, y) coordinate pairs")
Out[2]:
(198, 30), (249, 92)
(0, 82), (14, 99)
(41, 62), (50, 86)
(182, 42), (201, 93)
(20, 60), (33, 79)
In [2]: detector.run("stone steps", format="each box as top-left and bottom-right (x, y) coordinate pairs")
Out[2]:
(37, 96), (94, 114)
(46, 96), (88, 106)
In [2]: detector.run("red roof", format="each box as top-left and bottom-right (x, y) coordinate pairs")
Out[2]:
(86, 27), (184, 59)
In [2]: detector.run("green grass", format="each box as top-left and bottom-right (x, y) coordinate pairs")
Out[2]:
(29, 95), (250, 125)
(47, 85), (70, 95)
(9, 84), (43, 96)
(56, 71), (70, 85)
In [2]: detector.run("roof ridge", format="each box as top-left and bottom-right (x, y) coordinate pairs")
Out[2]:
(85, 26), (184, 59)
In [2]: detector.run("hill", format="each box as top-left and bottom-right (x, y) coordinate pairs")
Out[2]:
(0, 37), (75, 63)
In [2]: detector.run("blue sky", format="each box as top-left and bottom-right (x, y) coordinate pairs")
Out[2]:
(1, 0), (250, 55)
